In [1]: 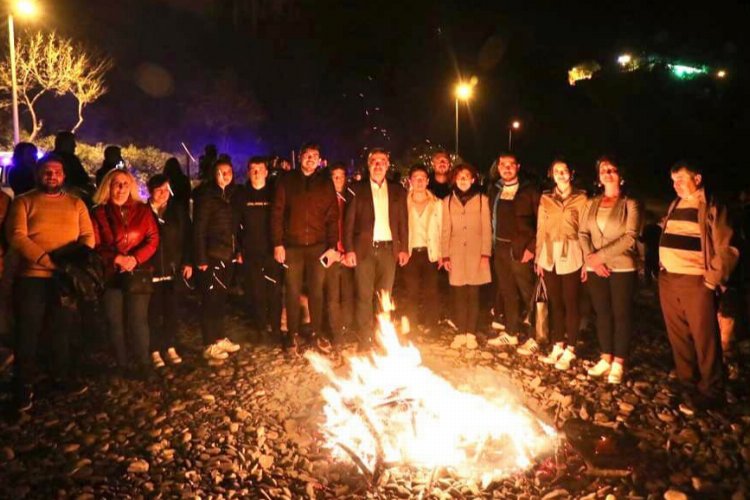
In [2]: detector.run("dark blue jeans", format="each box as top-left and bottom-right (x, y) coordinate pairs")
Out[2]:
(103, 287), (150, 367)
(13, 277), (76, 386)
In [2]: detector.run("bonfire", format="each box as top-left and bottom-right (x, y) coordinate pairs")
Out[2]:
(306, 293), (557, 488)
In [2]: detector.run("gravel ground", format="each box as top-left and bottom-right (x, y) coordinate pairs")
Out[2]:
(0, 286), (748, 499)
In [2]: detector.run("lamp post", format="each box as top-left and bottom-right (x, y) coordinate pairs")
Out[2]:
(508, 120), (520, 150)
(454, 80), (474, 156)
(7, 0), (38, 145)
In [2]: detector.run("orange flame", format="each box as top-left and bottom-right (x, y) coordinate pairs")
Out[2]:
(306, 295), (557, 486)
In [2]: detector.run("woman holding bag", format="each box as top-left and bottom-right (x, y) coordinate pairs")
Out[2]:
(92, 169), (159, 378)
(441, 164), (492, 337)
(534, 160), (588, 370)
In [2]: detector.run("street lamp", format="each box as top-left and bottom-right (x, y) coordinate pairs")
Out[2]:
(454, 79), (475, 156)
(8, 0), (39, 145)
(717, 69), (727, 79)
(508, 120), (520, 150)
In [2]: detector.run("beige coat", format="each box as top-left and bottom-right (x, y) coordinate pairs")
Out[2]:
(579, 195), (642, 271)
(407, 190), (442, 262)
(535, 189), (588, 273)
(441, 192), (492, 286)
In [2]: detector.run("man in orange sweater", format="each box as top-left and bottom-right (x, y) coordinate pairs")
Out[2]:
(6, 154), (95, 411)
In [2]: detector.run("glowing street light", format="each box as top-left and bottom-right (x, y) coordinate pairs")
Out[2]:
(15, 0), (38, 17)
(617, 54), (632, 66)
(508, 120), (521, 150)
(717, 69), (727, 79)
(8, 0), (40, 144)
(453, 78), (476, 156)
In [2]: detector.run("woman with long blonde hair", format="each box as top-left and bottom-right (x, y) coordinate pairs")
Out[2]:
(91, 169), (159, 379)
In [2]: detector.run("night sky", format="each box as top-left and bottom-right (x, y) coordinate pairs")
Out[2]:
(10, 0), (750, 194)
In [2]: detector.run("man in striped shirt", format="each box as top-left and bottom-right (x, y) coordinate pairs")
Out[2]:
(659, 161), (738, 411)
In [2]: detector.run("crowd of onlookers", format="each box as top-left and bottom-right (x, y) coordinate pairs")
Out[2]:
(0, 133), (745, 415)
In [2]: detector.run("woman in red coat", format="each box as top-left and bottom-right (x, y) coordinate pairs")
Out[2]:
(92, 169), (159, 377)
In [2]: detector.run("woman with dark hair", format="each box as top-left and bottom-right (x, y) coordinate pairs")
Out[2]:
(163, 157), (192, 208)
(193, 159), (241, 363)
(579, 157), (642, 384)
(95, 145), (124, 187)
(535, 159), (588, 370)
(440, 164), (492, 337)
(8, 142), (38, 196)
(146, 174), (192, 368)
(92, 169), (159, 377)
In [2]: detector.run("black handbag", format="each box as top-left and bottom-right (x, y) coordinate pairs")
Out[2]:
(120, 268), (154, 294)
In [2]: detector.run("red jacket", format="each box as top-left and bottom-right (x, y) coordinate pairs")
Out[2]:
(92, 199), (159, 276)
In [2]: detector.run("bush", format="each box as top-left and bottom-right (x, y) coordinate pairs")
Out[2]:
(33, 136), (177, 186)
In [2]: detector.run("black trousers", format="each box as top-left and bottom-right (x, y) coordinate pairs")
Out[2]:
(324, 261), (355, 342)
(493, 241), (535, 334)
(545, 269), (581, 345)
(243, 254), (283, 335)
(659, 272), (724, 397)
(198, 260), (233, 345)
(401, 250), (439, 327)
(586, 271), (636, 359)
(355, 245), (397, 338)
(285, 244), (326, 336)
(149, 280), (178, 351)
(14, 277), (76, 386)
(452, 285), (480, 334)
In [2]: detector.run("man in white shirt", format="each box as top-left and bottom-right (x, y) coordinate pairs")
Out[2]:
(343, 149), (409, 347)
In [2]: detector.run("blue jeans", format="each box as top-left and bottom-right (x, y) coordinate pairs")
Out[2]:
(103, 287), (150, 367)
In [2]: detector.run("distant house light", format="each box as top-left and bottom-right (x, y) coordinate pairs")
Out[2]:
(668, 64), (706, 79)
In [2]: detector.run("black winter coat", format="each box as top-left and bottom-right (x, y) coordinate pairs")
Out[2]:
(193, 183), (238, 265)
(49, 243), (106, 303)
(147, 199), (192, 278)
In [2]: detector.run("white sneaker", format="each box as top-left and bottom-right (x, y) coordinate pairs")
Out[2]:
(487, 333), (519, 347)
(203, 344), (229, 361)
(539, 344), (565, 364)
(588, 358), (611, 378)
(166, 347), (182, 365)
(151, 351), (165, 369)
(608, 361), (624, 384)
(491, 321), (506, 331)
(517, 338), (540, 356)
(443, 319), (459, 332)
(215, 337), (240, 353)
(554, 349), (576, 370)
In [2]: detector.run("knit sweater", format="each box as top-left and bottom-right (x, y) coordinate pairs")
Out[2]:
(6, 190), (95, 278)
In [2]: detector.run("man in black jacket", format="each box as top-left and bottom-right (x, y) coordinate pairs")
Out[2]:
(236, 157), (283, 342)
(486, 152), (541, 351)
(344, 148), (409, 347)
(271, 143), (339, 349)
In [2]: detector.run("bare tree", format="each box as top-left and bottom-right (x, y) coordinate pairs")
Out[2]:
(67, 51), (112, 133)
(0, 31), (112, 140)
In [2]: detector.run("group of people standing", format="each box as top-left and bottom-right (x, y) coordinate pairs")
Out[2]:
(0, 136), (739, 414)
